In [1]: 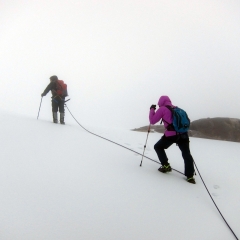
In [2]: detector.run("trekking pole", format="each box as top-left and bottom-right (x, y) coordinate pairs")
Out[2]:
(140, 124), (151, 167)
(37, 97), (43, 120)
(64, 99), (70, 107)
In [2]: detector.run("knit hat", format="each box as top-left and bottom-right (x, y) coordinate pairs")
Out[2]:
(50, 75), (58, 81)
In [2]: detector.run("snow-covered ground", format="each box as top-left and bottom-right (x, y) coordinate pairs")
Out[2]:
(0, 109), (239, 240)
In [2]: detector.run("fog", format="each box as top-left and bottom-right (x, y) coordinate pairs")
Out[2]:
(1, 0), (240, 128)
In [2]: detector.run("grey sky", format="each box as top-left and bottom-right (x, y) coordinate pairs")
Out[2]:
(1, 0), (240, 128)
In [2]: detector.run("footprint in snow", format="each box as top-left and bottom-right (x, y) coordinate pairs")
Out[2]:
(212, 193), (218, 197)
(213, 185), (220, 189)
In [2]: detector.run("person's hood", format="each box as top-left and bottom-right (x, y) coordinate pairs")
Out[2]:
(158, 95), (172, 107)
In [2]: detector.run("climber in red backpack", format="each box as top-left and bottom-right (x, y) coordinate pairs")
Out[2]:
(41, 75), (68, 124)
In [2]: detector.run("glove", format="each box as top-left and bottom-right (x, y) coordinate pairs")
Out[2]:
(150, 104), (156, 110)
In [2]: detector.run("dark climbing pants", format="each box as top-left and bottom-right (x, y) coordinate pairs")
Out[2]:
(154, 133), (194, 177)
(52, 96), (65, 113)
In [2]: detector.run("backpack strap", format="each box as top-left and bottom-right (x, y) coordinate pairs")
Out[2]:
(161, 105), (175, 131)
(165, 105), (174, 111)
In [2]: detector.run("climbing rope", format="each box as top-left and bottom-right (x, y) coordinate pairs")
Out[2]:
(65, 104), (238, 240)
(65, 104), (184, 175)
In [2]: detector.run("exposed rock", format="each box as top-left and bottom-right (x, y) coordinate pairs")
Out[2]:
(132, 118), (240, 142)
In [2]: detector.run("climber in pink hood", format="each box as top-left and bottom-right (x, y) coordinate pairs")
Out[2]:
(149, 95), (196, 184)
(149, 95), (176, 137)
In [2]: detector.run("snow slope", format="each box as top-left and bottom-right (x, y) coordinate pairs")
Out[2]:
(0, 110), (239, 240)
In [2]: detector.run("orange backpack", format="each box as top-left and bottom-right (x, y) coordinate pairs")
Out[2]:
(56, 80), (68, 97)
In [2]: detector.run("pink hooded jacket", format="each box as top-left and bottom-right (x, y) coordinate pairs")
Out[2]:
(149, 95), (177, 137)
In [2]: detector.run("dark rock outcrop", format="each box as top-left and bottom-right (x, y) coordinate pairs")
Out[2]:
(132, 118), (240, 142)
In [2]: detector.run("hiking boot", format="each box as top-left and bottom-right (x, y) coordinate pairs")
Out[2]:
(53, 112), (58, 123)
(187, 176), (196, 184)
(158, 163), (172, 173)
(60, 113), (65, 125)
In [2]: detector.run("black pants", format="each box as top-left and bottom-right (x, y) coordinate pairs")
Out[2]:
(52, 96), (65, 113)
(154, 133), (194, 177)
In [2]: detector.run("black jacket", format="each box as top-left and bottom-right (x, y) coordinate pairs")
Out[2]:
(42, 81), (58, 97)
